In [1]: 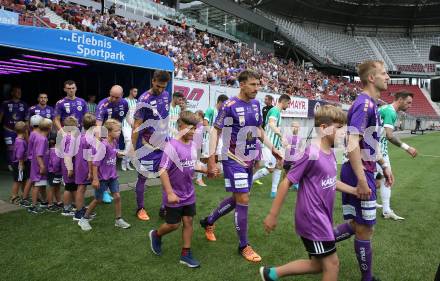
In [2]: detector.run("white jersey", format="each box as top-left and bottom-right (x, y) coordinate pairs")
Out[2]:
(123, 97), (137, 128)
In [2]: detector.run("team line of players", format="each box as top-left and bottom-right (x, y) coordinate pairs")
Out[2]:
(6, 63), (418, 280)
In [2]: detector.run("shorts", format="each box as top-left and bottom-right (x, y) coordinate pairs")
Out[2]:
(3, 130), (17, 145)
(136, 150), (162, 179)
(64, 182), (78, 192)
(34, 180), (47, 187)
(341, 163), (377, 226)
(301, 237), (336, 258)
(48, 172), (62, 186)
(262, 147), (277, 169)
(12, 161), (29, 182)
(165, 203), (196, 224)
(222, 159), (253, 193)
(95, 178), (119, 200)
(283, 163), (292, 173)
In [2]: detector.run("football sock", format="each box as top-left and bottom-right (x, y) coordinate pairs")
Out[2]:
(207, 196), (236, 225)
(380, 182), (391, 214)
(269, 268), (279, 280)
(271, 169), (282, 193)
(235, 203), (249, 248)
(135, 175), (147, 210)
(253, 168), (269, 182)
(334, 222), (355, 242)
(181, 247), (190, 256)
(354, 238), (373, 281)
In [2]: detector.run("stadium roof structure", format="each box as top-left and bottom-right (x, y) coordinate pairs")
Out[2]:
(254, 0), (440, 27)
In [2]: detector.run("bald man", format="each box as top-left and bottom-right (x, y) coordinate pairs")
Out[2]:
(95, 85), (129, 126)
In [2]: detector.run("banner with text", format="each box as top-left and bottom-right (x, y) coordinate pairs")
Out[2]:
(175, 80), (311, 118)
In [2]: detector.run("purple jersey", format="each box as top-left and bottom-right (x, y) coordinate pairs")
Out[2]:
(134, 90), (170, 150)
(284, 135), (301, 168)
(48, 147), (62, 174)
(27, 130), (37, 160)
(93, 138), (118, 180)
(95, 97), (129, 123)
(0, 100), (28, 130)
(343, 93), (380, 173)
(55, 97), (88, 125)
(214, 96), (262, 161)
(287, 144), (337, 241)
(27, 105), (55, 120)
(75, 133), (94, 184)
(61, 134), (76, 184)
(30, 133), (49, 182)
(159, 139), (197, 207)
(12, 137), (27, 163)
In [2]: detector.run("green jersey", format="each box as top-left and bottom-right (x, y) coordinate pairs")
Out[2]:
(265, 106), (282, 149)
(204, 107), (218, 126)
(379, 104), (397, 157)
(87, 102), (96, 114)
(169, 104), (181, 138)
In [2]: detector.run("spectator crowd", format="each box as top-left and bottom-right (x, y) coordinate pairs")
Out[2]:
(1, 0), (361, 104)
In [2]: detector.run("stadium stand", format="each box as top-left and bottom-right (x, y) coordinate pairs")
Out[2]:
(262, 11), (440, 74)
(381, 85), (438, 117)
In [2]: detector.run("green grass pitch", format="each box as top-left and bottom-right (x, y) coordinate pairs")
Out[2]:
(0, 133), (439, 281)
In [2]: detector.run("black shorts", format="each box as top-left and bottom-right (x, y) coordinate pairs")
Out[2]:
(283, 164), (292, 174)
(12, 161), (29, 182)
(301, 237), (336, 258)
(165, 203), (196, 224)
(64, 182), (78, 192)
(48, 172), (62, 187)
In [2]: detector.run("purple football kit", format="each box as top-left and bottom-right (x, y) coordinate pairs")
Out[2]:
(159, 139), (197, 208)
(95, 97), (129, 123)
(12, 137), (27, 164)
(27, 130), (37, 161)
(12, 137), (28, 182)
(27, 104), (55, 120)
(214, 96), (262, 193)
(93, 138), (119, 199)
(55, 97), (88, 126)
(203, 96), (262, 250)
(133, 89), (170, 211)
(30, 133), (49, 184)
(341, 93), (380, 226)
(93, 138), (118, 181)
(287, 144), (337, 242)
(75, 132), (94, 185)
(60, 134), (76, 185)
(283, 135), (302, 171)
(1, 100), (28, 163)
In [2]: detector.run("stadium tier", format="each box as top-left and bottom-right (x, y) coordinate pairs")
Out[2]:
(268, 13), (440, 74)
(381, 85), (438, 117)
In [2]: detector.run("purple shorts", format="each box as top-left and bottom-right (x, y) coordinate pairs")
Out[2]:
(136, 150), (163, 178)
(222, 159), (253, 193)
(341, 163), (377, 226)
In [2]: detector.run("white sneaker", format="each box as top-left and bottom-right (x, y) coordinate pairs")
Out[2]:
(121, 161), (127, 172)
(126, 162), (134, 171)
(375, 203), (383, 208)
(383, 211), (405, 220)
(115, 218), (131, 229)
(78, 217), (92, 231)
